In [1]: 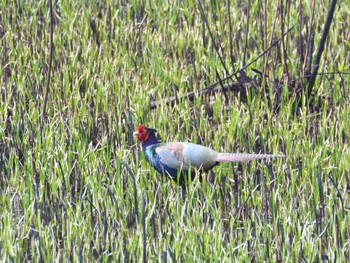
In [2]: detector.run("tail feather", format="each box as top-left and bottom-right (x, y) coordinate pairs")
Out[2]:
(214, 153), (285, 162)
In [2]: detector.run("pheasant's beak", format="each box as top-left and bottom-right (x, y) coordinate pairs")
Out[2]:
(133, 131), (139, 136)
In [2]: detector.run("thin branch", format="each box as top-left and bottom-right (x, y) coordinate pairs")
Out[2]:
(149, 70), (349, 109)
(308, 0), (338, 95)
(242, 0), (251, 66)
(150, 81), (251, 109)
(41, 0), (54, 125)
(227, 0), (236, 70)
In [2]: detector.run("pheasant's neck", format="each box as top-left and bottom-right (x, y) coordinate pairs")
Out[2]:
(142, 132), (160, 149)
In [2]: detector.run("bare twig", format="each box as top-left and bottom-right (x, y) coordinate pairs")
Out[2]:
(227, 0), (236, 70)
(41, 0), (54, 125)
(308, 0), (338, 95)
(242, 0), (251, 66)
(150, 81), (251, 109)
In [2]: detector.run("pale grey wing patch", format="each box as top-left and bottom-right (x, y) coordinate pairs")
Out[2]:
(155, 145), (189, 170)
(182, 143), (219, 170)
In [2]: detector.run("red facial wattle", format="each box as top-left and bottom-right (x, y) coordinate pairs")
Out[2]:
(136, 125), (150, 142)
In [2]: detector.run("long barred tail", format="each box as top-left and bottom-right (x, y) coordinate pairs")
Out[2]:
(214, 153), (285, 162)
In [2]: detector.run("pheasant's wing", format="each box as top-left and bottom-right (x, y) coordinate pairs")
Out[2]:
(156, 142), (219, 171)
(155, 143), (189, 170)
(182, 143), (219, 170)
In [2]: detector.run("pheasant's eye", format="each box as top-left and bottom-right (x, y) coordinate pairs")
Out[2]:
(143, 129), (147, 133)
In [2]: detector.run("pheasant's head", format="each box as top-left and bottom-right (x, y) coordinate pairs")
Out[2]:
(133, 125), (157, 142)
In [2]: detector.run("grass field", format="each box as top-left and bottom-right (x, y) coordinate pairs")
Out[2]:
(1, 0), (349, 261)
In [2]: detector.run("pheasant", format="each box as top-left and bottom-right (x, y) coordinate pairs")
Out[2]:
(134, 124), (284, 183)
